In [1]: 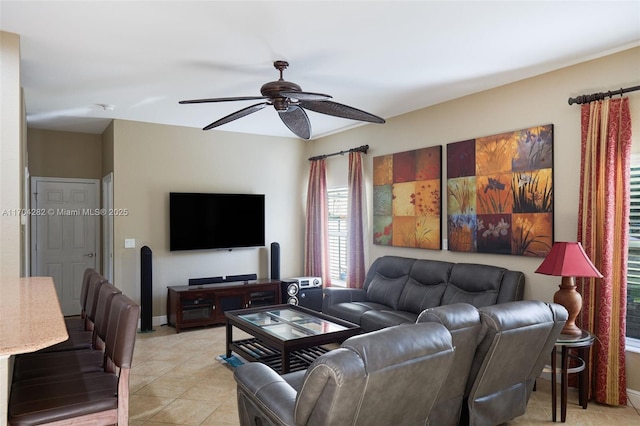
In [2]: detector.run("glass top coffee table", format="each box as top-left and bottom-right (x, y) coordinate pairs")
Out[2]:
(225, 304), (360, 373)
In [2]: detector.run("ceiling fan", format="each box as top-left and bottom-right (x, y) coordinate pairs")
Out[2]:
(179, 60), (385, 139)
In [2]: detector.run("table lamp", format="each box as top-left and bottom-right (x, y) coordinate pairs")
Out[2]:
(534, 241), (603, 336)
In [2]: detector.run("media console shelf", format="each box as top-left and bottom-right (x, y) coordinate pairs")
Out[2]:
(167, 279), (281, 333)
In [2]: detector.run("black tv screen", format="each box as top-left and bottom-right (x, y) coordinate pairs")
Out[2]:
(170, 192), (265, 251)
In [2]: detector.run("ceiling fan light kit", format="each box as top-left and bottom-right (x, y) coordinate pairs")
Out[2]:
(179, 61), (385, 139)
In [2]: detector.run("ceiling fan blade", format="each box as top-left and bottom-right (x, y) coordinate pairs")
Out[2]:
(300, 100), (385, 124)
(179, 96), (268, 104)
(203, 102), (268, 130)
(278, 91), (332, 102)
(278, 105), (311, 139)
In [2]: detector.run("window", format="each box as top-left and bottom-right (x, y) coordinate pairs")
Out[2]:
(627, 154), (640, 342)
(328, 188), (348, 285)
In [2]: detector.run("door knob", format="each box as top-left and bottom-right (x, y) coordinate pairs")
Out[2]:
(84, 253), (95, 258)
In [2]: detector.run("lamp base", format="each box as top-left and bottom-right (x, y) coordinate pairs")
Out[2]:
(553, 276), (583, 336)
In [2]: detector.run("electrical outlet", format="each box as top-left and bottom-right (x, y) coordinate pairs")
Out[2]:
(124, 238), (136, 249)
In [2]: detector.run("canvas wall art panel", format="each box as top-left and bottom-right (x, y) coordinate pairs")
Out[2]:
(373, 145), (442, 249)
(446, 124), (553, 257)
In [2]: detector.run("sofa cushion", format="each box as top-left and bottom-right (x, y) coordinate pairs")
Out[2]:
(397, 277), (447, 313)
(324, 302), (389, 325)
(360, 310), (418, 331)
(409, 259), (454, 284)
(441, 263), (505, 307)
(366, 274), (407, 310)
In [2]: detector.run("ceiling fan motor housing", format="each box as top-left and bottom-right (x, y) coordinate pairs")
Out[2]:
(261, 80), (302, 110)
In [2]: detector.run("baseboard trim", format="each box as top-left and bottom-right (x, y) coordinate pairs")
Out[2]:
(538, 374), (640, 409)
(628, 388), (640, 409)
(137, 315), (168, 331)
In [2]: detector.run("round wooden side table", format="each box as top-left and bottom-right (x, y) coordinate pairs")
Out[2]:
(544, 330), (596, 422)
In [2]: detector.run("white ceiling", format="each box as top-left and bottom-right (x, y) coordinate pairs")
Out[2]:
(1, 1), (639, 140)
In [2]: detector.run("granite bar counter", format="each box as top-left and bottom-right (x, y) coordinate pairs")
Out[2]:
(0, 277), (68, 426)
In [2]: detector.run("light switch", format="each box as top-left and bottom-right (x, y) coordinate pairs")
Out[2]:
(124, 238), (136, 248)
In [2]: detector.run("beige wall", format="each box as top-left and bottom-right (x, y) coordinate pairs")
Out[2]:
(27, 128), (103, 179)
(111, 121), (307, 316)
(306, 46), (640, 392)
(0, 31), (22, 280)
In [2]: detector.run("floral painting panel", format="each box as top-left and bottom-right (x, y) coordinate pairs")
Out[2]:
(476, 173), (513, 214)
(373, 155), (393, 185)
(477, 214), (512, 254)
(447, 214), (476, 252)
(512, 125), (553, 171)
(392, 182), (417, 217)
(393, 150), (416, 183)
(447, 176), (477, 216)
(392, 216), (417, 248)
(415, 146), (441, 181)
(373, 184), (392, 216)
(417, 215), (440, 249)
(415, 179), (440, 217)
(373, 215), (393, 246)
(475, 131), (518, 176)
(511, 168), (553, 214)
(511, 213), (553, 256)
(447, 139), (475, 179)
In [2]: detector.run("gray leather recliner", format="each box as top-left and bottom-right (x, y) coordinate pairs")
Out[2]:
(463, 300), (568, 426)
(234, 322), (456, 426)
(417, 303), (483, 426)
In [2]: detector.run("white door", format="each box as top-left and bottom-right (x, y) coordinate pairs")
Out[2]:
(31, 178), (100, 316)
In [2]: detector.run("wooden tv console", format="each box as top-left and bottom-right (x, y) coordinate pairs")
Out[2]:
(167, 279), (281, 333)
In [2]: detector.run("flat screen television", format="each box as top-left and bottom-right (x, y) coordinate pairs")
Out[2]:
(169, 192), (265, 251)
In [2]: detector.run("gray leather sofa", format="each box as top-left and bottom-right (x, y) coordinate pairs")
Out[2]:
(322, 255), (525, 332)
(234, 322), (455, 426)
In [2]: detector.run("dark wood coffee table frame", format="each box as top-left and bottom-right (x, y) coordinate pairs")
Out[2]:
(225, 304), (360, 373)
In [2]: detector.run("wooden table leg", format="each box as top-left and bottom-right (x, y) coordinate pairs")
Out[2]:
(226, 322), (233, 358)
(561, 345), (569, 422)
(551, 346), (557, 422)
(579, 346), (591, 409)
(282, 348), (290, 374)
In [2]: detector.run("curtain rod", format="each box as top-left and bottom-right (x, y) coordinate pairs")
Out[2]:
(308, 145), (369, 161)
(568, 85), (640, 105)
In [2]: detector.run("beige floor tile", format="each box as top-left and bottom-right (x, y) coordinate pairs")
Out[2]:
(132, 358), (182, 376)
(149, 397), (218, 425)
(179, 381), (237, 402)
(129, 394), (176, 422)
(136, 375), (201, 399)
(130, 372), (160, 393)
(200, 408), (241, 426)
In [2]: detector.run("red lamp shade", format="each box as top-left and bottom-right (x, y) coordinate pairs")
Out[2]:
(535, 242), (603, 336)
(535, 242), (603, 278)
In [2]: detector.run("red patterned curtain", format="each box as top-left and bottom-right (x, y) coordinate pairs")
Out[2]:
(347, 152), (366, 288)
(304, 159), (331, 286)
(577, 97), (632, 405)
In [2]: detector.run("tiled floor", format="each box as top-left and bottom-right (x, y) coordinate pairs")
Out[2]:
(130, 324), (640, 426)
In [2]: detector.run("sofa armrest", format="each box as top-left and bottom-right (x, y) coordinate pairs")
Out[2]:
(234, 363), (297, 426)
(322, 287), (367, 310)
